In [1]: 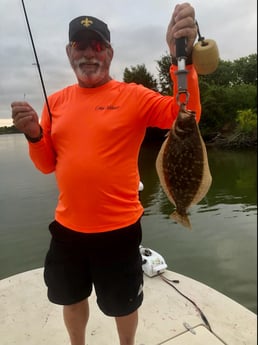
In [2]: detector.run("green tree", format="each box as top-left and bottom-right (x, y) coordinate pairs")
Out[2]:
(123, 64), (158, 91)
(199, 60), (235, 87)
(199, 55), (257, 87)
(221, 109), (257, 148)
(198, 85), (229, 135)
(194, 54), (257, 139)
(199, 83), (257, 138)
(232, 54), (257, 85)
(156, 53), (172, 95)
(122, 52), (257, 146)
(236, 109), (257, 134)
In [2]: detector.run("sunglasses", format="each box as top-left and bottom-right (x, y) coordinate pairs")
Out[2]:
(70, 39), (110, 52)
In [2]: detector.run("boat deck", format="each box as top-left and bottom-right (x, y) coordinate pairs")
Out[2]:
(0, 268), (256, 344)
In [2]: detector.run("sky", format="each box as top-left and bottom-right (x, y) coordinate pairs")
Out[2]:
(0, 0), (257, 124)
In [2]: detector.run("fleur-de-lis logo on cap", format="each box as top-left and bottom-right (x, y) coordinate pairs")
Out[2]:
(81, 17), (93, 27)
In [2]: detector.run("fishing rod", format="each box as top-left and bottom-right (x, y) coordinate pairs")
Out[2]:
(21, 0), (52, 122)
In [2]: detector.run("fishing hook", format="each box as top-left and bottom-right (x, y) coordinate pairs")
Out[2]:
(21, 0), (52, 122)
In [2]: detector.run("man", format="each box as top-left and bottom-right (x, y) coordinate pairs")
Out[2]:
(11, 3), (200, 345)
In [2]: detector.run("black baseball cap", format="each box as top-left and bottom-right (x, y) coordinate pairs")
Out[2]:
(69, 16), (110, 43)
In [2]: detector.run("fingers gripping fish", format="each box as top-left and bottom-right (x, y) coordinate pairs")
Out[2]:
(156, 105), (212, 229)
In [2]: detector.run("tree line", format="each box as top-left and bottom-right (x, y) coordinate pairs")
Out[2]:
(0, 125), (20, 135)
(123, 53), (257, 148)
(1, 54), (256, 148)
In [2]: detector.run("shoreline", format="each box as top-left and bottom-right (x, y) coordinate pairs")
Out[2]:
(0, 126), (257, 150)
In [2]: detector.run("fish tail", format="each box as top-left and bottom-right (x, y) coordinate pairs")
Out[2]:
(170, 211), (192, 230)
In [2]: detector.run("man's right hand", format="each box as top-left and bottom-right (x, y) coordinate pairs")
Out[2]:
(11, 101), (41, 138)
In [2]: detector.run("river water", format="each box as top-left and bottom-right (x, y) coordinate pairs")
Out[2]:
(0, 134), (257, 313)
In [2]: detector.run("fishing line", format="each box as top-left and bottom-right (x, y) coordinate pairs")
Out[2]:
(159, 274), (232, 344)
(158, 273), (229, 344)
(159, 273), (213, 332)
(21, 0), (52, 122)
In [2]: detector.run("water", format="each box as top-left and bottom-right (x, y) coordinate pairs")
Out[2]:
(0, 134), (257, 313)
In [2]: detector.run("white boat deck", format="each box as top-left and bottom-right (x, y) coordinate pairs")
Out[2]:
(0, 268), (256, 345)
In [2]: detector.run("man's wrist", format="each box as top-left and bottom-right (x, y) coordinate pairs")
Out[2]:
(24, 126), (43, 143)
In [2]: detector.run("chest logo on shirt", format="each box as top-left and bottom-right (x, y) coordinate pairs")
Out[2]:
(95, 105), (120, 111)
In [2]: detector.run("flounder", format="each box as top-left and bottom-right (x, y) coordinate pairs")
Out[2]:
(156, 105), (212, 229)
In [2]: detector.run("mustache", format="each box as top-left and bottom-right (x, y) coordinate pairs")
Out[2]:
(73, 57), (99, 68)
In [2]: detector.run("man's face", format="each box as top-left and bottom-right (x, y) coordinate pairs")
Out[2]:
(66, 31), (113, 88)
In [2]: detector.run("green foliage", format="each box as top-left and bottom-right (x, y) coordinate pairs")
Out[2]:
(232, 108), (257, 146)
(199, 82), (257, 135)
(199, 54), (257, 86)
(0, 125), (21, 135)
(123, 64), (158, 91)
(232, 54), (257, 85)
(236, 109), (257, 134)
(122, 53), (257, 147)
(224, 84), (257, 115)
(199, 84), (229, 134)
(156, 53), (172, 95)
(199, 60), (235, 86)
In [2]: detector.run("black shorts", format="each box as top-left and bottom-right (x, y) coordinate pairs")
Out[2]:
(44, 219), (144, 317)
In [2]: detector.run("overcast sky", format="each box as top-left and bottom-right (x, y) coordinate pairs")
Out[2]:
(0, 0), (257, 123)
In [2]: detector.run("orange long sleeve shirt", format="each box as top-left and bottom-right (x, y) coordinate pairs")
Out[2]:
(28, 65), (201, 233)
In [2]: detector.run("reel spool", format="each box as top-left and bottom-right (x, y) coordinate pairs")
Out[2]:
(192, 21), (219, 75)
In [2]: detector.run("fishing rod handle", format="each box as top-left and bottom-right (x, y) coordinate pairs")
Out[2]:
(176, 37), (187, 58)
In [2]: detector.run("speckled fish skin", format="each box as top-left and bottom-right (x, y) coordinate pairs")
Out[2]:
(156, 105), (212, 229)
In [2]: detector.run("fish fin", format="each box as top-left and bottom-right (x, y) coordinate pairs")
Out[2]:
(191, 137), (212, 205)
(170, 211), (192, 230)
(156, 137), (176, 206)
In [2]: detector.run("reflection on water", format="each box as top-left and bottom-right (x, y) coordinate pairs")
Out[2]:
(0, 134), (257, 313)
(139, 142), (257, 314)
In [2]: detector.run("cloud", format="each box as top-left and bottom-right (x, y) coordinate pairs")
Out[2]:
(0, 0), (256, 120)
